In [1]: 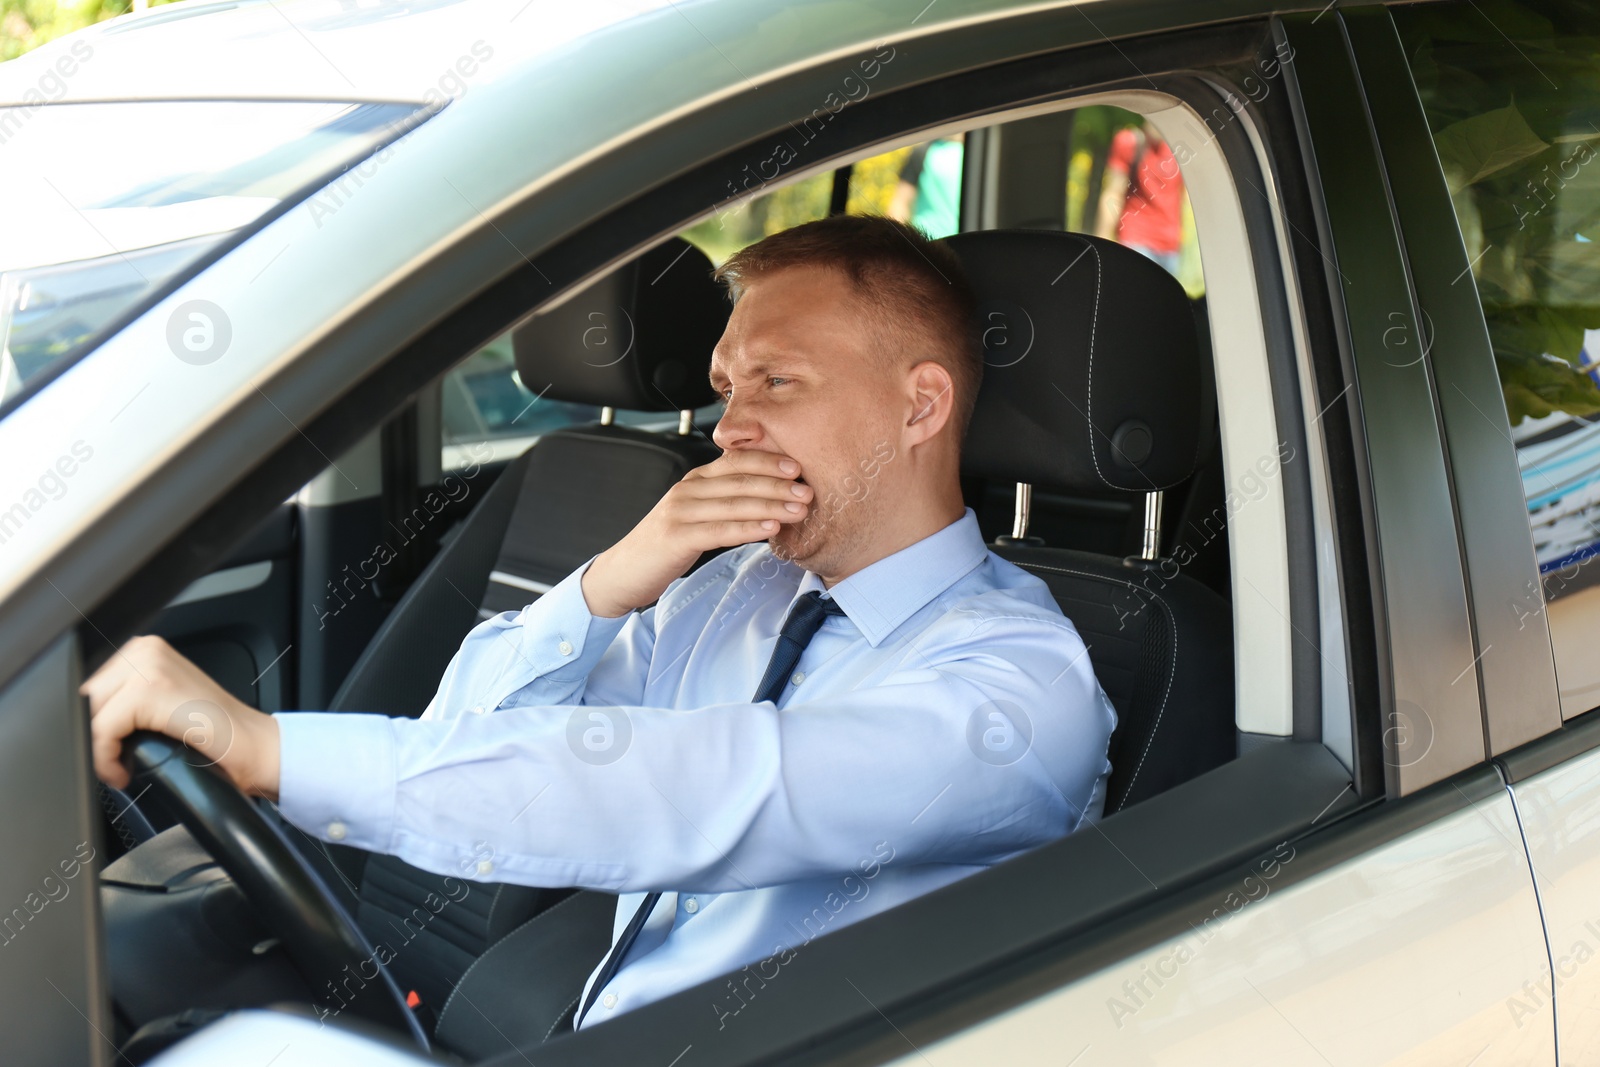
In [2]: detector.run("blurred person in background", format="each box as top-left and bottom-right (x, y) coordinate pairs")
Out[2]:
(1093, 120), (1184, 276)
(888, 133), (964, 238)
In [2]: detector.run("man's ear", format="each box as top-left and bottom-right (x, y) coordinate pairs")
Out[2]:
(905, 360), (954, 444)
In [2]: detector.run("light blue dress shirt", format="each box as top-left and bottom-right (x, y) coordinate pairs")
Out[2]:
(275, 506), (1116, 1028)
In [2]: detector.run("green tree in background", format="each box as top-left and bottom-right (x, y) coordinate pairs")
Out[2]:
(681, 146), (913, 266)
(1398, 0), (1600, 425)
(1, 0), (179, 62)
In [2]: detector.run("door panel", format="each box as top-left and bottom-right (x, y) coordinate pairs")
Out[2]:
(890, 786), (1552, 1065)
(148, 502), (296, 713)
(0, 634), (107, 1066)
(1507, 744), (1600, 1062)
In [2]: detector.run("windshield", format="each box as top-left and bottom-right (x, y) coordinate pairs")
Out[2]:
(0, 99), (426, 409)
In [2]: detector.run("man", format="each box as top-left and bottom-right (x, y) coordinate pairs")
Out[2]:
(1093, 120), (1186, 276)
(85, 215), (1116, 1030)
(887, 134), (964, 238)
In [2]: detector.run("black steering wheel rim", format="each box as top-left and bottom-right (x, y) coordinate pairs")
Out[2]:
(121, 730), (428, 1050)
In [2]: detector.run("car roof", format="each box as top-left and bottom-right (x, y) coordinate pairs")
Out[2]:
(0, 0), (675, 104)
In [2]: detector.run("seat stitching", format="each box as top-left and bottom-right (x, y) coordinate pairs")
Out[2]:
(435, 890), (595, 1027)
(1011, 560), (1177, 805)
(544, 993), (583, 1043)
(1083, 239), (1111, 489)
(486, 884), (504, 941)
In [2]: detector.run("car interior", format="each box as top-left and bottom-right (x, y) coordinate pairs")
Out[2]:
(90, 100), (1264, 1063)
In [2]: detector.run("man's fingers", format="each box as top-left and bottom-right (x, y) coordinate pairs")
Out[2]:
(90, 686), (142, 788)
(686, 472), (812, 503)
(703, 519), (782, 547)
(675, 496), (809, 526)
(694, 449), (802, 481)
(80, 645), (143, 708)
(99, 762), (131, 792)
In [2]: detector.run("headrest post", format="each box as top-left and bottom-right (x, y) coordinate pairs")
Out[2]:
(600, 406), (616, 426)
(677, 409), (692, 436)
(1140, 491), (1164, 561)
(1012, 482), (1032, 540)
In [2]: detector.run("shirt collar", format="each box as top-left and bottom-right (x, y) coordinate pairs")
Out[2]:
(790, 507), (989, 647)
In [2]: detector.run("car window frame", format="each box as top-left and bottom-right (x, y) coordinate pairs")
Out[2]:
(1279, 9), (1495, 796)
(1346, 5), (1564, 758)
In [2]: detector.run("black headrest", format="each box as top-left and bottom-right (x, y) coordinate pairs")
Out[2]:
(942, 231), (1209, 494)
(512, 238), (725, 412)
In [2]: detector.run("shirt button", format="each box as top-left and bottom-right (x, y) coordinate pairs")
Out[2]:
(684, 897), (699, 914)
(559, 640), (574, 656)
(791, 671), (805, 686)
(476, 859), (494, 876)
(469, 705), (486, 715)
(602, 992), (618, 1009)
(327, 821), (347, 841)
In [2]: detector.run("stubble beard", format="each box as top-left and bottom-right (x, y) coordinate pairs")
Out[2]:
(768, 486), (883, 577)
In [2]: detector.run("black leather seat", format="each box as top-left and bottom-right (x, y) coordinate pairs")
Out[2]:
(269, 237), (726, 1040)
(942, 230), (1235, 814)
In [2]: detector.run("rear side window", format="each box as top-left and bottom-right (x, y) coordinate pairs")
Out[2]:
(1395, 0), (1600, 717)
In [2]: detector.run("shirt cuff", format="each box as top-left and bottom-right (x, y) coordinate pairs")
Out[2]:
(502, 554), (632, 700)
(273, 711), (397, 852)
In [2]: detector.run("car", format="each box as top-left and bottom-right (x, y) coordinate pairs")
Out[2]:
(2, 0), (1598, 1062)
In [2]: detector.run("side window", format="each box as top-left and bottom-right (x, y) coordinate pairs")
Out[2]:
(680, 171), (836, 262)
(1395, 2), (1600, 718)
(444, 141), (970, 469)
(439, 331), (722, 470)
(678, 138), (964, 258)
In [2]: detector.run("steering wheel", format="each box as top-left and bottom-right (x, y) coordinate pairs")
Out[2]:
(121, 730), (428, 1051)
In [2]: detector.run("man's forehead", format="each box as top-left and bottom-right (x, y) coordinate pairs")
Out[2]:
(708, 339), (816, 379)
(707, 265), (876, 380)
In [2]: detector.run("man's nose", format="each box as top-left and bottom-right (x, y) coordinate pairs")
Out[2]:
(712, 398), (763, 451)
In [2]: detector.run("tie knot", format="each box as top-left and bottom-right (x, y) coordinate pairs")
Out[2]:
(752, 590), (848, 706)
(783, 590), (845, 638)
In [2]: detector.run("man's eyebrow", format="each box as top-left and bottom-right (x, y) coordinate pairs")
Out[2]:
(708, 354), (814, 386)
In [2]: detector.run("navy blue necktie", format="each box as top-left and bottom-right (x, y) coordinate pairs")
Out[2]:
(574, 590), (846, 1029)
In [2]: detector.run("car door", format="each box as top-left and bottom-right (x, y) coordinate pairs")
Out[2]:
(1379, 1), (1600, 1061)
(835, 10), (1556, 1065)
(0, 3), (1559, 1065)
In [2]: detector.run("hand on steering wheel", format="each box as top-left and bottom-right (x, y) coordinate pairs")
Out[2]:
(120, 731), (427, 1050)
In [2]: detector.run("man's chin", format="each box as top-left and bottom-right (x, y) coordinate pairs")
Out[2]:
(768, 523), (823, 565)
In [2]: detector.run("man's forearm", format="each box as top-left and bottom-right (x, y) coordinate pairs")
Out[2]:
(422, 553), (637, 721)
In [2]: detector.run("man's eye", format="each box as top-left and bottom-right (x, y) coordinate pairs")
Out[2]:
(768, 377), (789, 387)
